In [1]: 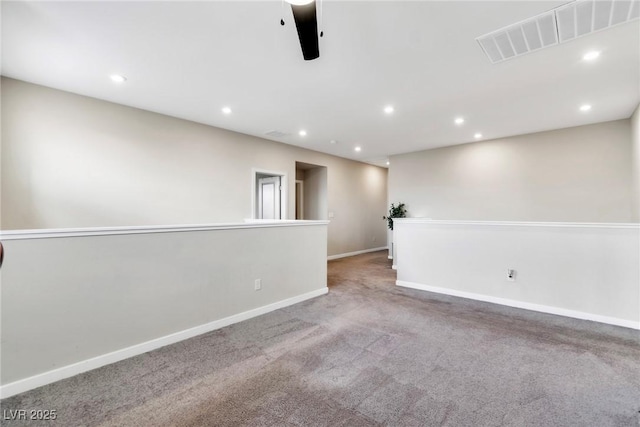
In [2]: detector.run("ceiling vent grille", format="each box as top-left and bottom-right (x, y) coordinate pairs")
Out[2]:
(477, 0), (640, 64)
(264, 130), (290, 138)
(477, 10), (558, 63)
(556, 0), (639, 43)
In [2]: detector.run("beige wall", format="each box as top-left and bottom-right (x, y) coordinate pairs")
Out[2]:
(0, 78), (388, 255)
(631, 104), (640, 222)
(389, 120), (634, 223)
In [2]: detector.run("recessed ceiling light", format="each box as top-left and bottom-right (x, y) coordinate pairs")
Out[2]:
(330, 140), (337, 144)
(454, 117), (465, 125)
(222, 107), (232, 115)
(582, 51), (601, 61)
(354, 146), (362, 152)
(386, 161), (390, 166)
(384, 105), (394, 114)
(110, 74), (127, 83)
(579, 104), (592, 112)
(299, 130), (307, 137)
(474, 133), (482, 139)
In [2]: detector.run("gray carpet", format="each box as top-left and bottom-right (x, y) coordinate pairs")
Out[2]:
(1, 250), (639, 426)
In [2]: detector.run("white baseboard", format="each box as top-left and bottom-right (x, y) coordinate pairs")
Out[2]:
(396, 280), (640, 330)
(392, 265), (397, 270)
(327, 246), (388, 260)
(0, 287), (328, 399)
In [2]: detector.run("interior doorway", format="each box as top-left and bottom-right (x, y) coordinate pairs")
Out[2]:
(258, 176), (280, 219)
(295, 162), (328, 220)
(253, 169), (287, 219)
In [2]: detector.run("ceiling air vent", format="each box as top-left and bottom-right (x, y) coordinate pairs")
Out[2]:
(264, 130), (290, 138)
(477, 0), (640, 64)
(556, 0), (640, 43)
(477, 9), (558, 64)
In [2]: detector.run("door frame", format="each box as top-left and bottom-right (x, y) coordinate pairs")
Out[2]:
(251, 168), (288, 220)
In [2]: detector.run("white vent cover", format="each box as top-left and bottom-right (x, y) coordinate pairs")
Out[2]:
(556, 0), (639, 43)
(477, 0), (640, 64)
(264, 130), (290, 138)
(477, 10), (558, 63)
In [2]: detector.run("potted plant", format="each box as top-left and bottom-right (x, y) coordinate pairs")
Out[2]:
(383, 203), (407, 231)
(383, 203), (407, 263)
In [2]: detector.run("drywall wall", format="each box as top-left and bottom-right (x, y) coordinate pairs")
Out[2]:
(389, 120), (634, 222)
(631, 104), (640, 222)
(303, 167), (328, 220)
(0, 221), (328, 393)
(395, 219), (640, 329)
(0, 78), (388, 256)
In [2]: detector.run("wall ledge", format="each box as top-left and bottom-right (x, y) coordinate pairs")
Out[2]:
(0, 220), (330, 241)
(394, 219), (640, 229)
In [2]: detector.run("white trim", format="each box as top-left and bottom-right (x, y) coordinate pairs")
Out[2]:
(327, 246), (388, 261)
(392, 265), (397, 270)
(388, 255), (393, 260)
(0, 220), (328, 241)
(0, 287), (328, 399)
(396, 280), (640, 330)
(393, 219), (640, 229)
(252, 168), (288, 220)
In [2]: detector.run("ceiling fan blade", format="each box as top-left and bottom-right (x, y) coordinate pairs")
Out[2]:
(290, 1), (319, 60)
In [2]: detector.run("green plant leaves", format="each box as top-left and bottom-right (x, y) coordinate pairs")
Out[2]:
(383, 203), (407, 230)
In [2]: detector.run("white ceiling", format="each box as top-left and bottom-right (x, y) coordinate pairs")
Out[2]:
(2, 1), (639, 167)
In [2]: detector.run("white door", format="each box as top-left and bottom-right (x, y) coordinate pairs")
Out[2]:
(258, 176), (281, 219)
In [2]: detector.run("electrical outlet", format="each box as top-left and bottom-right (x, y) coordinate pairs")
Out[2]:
(372, 236), (377, 242)
(507, 269), (516, 282)
(254, 279), (262, 290)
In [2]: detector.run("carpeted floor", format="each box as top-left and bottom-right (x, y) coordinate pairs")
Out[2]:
(2, 250), (639, 426)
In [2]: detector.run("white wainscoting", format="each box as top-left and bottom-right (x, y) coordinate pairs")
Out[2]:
(0, 221), (329, 398)
(394, 219), (640, 330)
